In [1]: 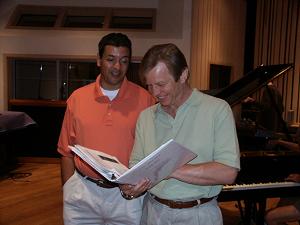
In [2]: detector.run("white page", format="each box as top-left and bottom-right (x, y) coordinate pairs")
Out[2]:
(116, 140), (197, 186)
(70, 145), (128, 181)
(70, 140), (197, 185)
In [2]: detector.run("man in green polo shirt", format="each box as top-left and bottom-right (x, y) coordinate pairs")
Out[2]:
(121, 43), (240, 225)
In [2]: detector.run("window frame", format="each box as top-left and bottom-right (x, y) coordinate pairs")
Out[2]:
(6, 5), (156, 31)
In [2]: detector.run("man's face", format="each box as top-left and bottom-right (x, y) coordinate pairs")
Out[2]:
(145, 62), (182, 109)
(97, 45), (130, 90)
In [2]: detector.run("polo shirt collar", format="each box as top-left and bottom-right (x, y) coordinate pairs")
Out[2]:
(94, 75), (131, 101)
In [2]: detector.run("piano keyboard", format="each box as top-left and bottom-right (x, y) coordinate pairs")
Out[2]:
(223, 181), (300, 191)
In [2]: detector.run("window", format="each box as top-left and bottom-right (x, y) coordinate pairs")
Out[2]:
(8, 57), (142, 101)
(110, 16), (153, 29)
(7, 5), (156, 31)
(110, 8), (154, 29)
(9, 58), (99, 100)
(60, 61), (99, 99)
(63, 16), (105, 28)
(16, 14), (57, 27)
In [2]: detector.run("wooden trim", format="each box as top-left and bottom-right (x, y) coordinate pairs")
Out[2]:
(9, 99), (66, 107)
(3, 55), (9, 110)
(17, 157), (61, 164)
(6, 4), (156, 32)
(54, 8), (66, 28)
(5, 54), (97, 60)
(103, 8), (112, 29)
(6, 53), (141, 64)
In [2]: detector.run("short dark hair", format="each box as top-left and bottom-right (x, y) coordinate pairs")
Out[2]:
(98, 33), (132, 59)
(139, 43), (188, 82)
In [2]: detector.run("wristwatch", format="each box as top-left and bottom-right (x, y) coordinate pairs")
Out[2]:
(120, 189), (134, 200)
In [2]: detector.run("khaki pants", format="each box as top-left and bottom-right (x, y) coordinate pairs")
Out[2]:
(63, 171), (143, 225)
(141, 193), (223, 225)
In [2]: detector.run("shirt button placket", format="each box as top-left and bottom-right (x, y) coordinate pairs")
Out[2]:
(104, 103), (113, 126)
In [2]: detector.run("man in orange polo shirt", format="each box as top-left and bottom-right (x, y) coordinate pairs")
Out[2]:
(57, 33), (155, 225)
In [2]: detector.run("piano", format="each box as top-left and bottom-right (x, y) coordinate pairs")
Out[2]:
(212, 63), (293, 106)
(211, 64), (300, 225)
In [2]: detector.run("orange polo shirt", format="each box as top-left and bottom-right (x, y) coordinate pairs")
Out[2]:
(57, 75), (155, 179)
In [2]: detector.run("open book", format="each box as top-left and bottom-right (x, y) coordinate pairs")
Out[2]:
(69, 139), (197, 186)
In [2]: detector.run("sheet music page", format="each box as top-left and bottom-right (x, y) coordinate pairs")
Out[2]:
(116, 139), (197, 186)
(70, 140), (197, 185)
(69, 145), (128, 181)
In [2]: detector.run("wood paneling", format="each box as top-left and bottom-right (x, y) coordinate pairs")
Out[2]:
(190, 0), (246, 90)
(254, 0), (300, 123)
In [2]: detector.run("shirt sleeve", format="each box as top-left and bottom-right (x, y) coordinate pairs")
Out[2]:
(57, 102), (75, 157)
(213, 101), (240, 169)
(129, 114), (145, 168)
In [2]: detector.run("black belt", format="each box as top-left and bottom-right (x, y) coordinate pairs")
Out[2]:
(76, 168), (118, 188)
(152, 194), (214, 209)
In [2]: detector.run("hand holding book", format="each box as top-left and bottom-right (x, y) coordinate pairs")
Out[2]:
(69, 139), (197, 186)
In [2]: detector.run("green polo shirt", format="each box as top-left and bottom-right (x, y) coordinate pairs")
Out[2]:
(130, 89), (240, 201)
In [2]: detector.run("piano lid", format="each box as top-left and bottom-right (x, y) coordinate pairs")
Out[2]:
(213, 64), (293, 106)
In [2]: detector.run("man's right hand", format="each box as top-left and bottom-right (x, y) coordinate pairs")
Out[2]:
(119, 178), (152, 199)
(61, 156), (75, 185)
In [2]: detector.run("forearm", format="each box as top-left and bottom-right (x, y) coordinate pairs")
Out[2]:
(60, 156), (75, 185)
(170, 162), (238, 185)
(277, 140), (300, 152)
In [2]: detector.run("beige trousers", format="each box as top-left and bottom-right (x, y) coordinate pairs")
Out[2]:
(140, 193), (223, 225)
(63, 171), (143, 225)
